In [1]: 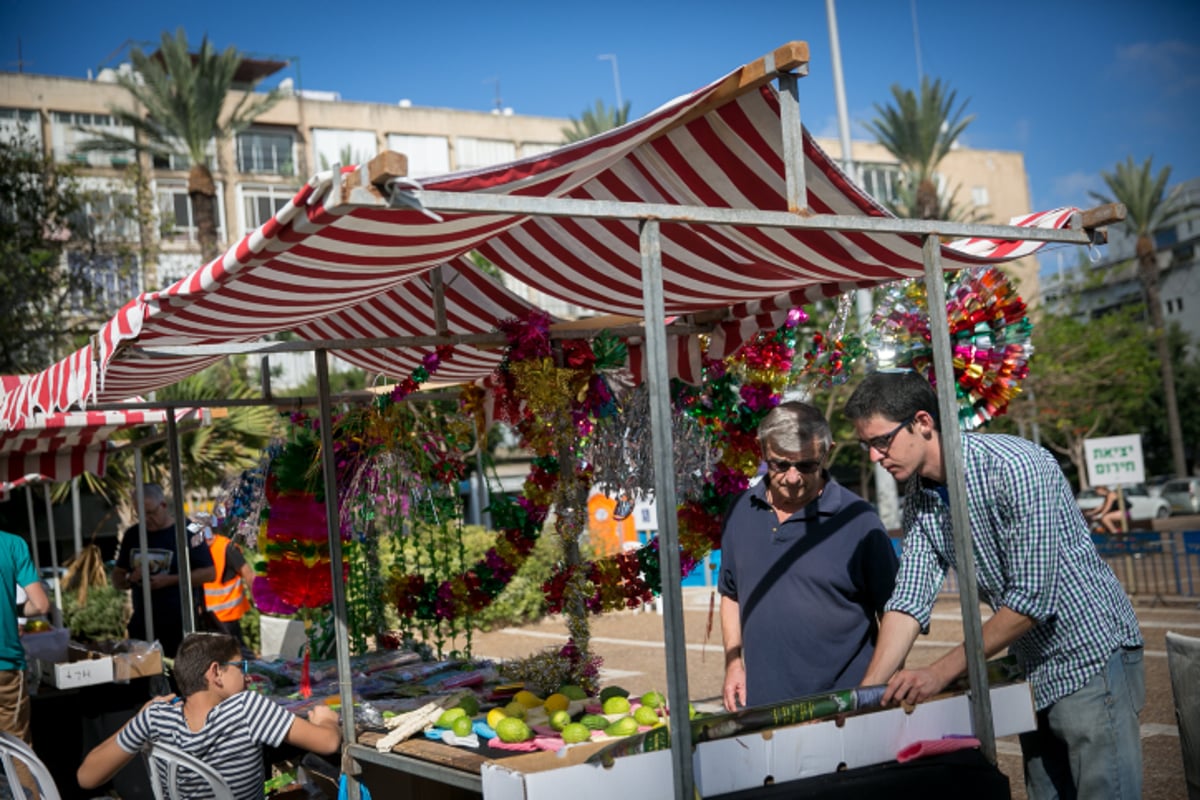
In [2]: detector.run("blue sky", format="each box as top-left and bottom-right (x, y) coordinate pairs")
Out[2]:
(4, 0), (1197, 274)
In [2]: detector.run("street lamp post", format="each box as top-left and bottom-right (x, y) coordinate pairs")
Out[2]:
(598, 53), (623, 110)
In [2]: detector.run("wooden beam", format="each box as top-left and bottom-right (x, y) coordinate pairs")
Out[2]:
(367, 151), (409, 192)
(659, 42), (810, 138)
(1076, 202), (1125, 230)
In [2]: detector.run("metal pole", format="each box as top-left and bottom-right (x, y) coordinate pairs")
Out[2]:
(134, 450), (155, 644)
(776, 72), (806, 213)
(41, 484), (62, 612)
(72, 476), (83, 554)
(24, 484), (40, 572)
(315, 349), (360, 789)
(165, 413), (195, 638)
(828, 0), (900, 529)
(922, 234), (996, 763)
(640, 219), (695, 799)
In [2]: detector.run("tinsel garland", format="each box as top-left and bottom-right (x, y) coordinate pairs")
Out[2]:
(865, 266), (1033, 429)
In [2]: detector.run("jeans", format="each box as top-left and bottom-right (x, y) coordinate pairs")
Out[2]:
(1020, 646), (1145, 800)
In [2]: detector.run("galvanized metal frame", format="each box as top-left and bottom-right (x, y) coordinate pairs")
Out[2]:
(72, 65), (1106, 795)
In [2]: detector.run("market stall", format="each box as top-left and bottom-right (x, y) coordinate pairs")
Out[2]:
(0, 39), (1115, 799)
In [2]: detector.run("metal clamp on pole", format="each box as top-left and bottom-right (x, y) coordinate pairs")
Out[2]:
(383, 177), (444, 222)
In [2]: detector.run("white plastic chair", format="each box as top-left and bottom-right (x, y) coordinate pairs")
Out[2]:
(1166, 631), (1200, 799)
(0, 731), (61, 800)
(142, 742), (235, 800)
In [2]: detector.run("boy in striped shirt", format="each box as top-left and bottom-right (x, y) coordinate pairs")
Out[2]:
(77, 632), (341, 799)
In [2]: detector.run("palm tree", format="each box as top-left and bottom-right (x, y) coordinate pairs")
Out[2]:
(1091, 157), (1196, 477)
(76, 358), (279, 508)
(562, 99), (632, 143)
(79, 29), (281, 265)
(863, 77), (973, 220)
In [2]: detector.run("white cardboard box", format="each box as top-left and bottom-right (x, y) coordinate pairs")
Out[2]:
(481, 740), (674, 800)
(481, 682), (1036, 800)
(39, 647), (115, 689)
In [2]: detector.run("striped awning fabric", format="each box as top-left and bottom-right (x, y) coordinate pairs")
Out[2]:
(0, 406), (205, 483)
(0, 42), (1077, 429)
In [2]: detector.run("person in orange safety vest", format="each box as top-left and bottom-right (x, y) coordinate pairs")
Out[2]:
(196, 515), (255, 652)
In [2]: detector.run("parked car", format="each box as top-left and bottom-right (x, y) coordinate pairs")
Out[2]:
(1160, 477), (1200, 515)
(1076, 484), (1171, 521)
(1145, 474), (1176, 498)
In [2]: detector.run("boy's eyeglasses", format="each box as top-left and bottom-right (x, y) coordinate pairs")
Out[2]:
(858, 416), (915, 456)
(223, 660), (249, 674)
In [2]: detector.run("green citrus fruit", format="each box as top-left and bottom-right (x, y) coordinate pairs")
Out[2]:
(557, 684), (588, 701)
(633, 705), (660, 726)
(457, 694), (480, 716)
(436, 708), (467, 728)
(603, 716), (640, 737)
(602, 696), (631, 715)
(548, 709), (572, 731)
(639, 690), (665, 710)
(561, 722), (591, 744)
(580, 713), (608, 730)
(451, 715), (474, 737)
(503, 701), (527, 720)
(495, 717), (534, 743)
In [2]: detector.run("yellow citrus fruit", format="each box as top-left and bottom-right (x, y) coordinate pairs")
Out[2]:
(602, 696), (631, 715)
(633, 705), (660, 726)
(548, 709), (572, 731)
(436, 708), (467, 728)
(486, 707), (507, 729)
(503, 701), (527, 719)
(560, 722), (591, 744)
(513, 690), (542, 708)
(639, 690), (665, 710)
(496, 717), (534, 743)
(604, 716), (640, 737)
(543, 693), (570, 713)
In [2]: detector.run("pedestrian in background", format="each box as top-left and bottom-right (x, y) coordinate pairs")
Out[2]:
(112, 484), (215, 658)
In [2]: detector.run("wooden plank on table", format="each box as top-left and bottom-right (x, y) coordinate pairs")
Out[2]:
(390, 737), (492, 773)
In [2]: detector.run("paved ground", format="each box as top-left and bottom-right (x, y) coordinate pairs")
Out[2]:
(464, 587), (1193, 799)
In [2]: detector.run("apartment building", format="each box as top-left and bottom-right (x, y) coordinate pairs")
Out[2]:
(1041, 175), (1200, 361)
(1, 59), (1040, 327)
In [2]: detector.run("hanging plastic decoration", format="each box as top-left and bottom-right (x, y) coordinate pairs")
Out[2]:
(794, 294), (868, 394)
(865, 266), (1034, 429)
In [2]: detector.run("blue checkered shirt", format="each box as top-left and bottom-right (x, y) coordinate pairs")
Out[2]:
(885, 433), (1142, 710)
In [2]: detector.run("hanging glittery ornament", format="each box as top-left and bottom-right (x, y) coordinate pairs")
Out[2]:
(863, 267), (1034, 429)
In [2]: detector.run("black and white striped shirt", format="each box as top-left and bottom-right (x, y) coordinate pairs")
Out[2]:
(118, 690), (294, 800)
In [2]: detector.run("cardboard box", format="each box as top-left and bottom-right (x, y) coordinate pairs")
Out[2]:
(113, 648), (164, 681)
(481, 682), (1036, 800)
(482, 740), (673, 800)
(39, 645), (114, 689)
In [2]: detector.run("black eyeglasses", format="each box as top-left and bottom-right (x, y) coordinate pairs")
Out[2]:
(858, 416), (915, 455)
(223, 660), (249, 674)
(766, 458), (824, 474)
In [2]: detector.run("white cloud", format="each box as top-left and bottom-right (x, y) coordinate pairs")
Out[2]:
(1115, 39), (1200, 96)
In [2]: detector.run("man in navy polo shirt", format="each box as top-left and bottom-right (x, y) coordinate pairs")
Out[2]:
(719, 401), (898, 709)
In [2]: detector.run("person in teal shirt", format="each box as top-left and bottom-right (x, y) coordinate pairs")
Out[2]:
(0, 530), (50, 747)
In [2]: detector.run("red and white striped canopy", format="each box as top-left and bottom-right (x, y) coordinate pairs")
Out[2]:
(0, 42), (1077, 429)
(0, 406), (196, 483)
